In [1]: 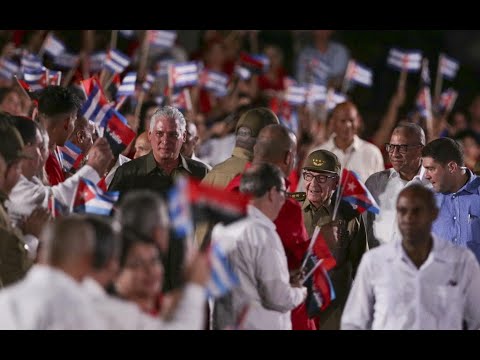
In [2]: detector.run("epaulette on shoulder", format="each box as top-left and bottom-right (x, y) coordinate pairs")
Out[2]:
(287, 192), (306, 202)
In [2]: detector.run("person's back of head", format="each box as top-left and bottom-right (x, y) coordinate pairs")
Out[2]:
(253, 124), (296, 175)
(39, 217), (95, 282)
(422, 137), (464, 167)
(234, 107), (279, 151)
(115, 190), (169, 254)
(83, 216), (121, 271)
(38, 86), (82, 119)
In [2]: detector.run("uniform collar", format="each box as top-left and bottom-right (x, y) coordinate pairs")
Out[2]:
(232, 146), (253, 161)
(145, 152), (192, 175)
(302, 197), (331, 214)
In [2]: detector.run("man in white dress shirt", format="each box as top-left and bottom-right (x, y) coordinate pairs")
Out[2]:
(81, 215), (210, 330)
(341, 184), (480, 330)
(0, 217), (105, 330)
(364, 122), (430, 248)
(212, 163), (307, 330)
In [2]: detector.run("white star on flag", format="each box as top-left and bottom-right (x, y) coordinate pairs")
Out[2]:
(347, 182), (356, 192)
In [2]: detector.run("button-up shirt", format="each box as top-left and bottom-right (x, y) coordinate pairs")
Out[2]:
(367, 166), (431, 246)
(432, 170), (480, 262)
(341, 235), (480, 330)
(311, 135), (384, 184)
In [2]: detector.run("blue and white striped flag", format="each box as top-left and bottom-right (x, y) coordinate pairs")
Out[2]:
(168, 61), (199, 89)
(345, 60), (373, 87)
(116, 72), (137, 98)
(148, 30), (177, 49)
(72, 177), (119, 216)
(387, 48), (422, 72)
(0, 58), (19, 80)
(439, 53), (459, 80)
(104, 49), (130, 74)
(206, 242), (240, 298)
(167, 176), (194, 239)
(142, 72), (156, 92)
(42, 33), (66, 58)
(54, 52), (79, 69)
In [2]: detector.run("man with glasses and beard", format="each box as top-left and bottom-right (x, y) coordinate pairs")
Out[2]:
(365, 122), (431, 248)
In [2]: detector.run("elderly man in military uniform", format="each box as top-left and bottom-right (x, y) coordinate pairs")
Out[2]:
(293, 149), (367, 330)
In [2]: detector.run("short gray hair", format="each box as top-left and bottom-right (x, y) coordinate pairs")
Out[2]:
(115, 190), (169, 239)
(149, 106), (186, 135)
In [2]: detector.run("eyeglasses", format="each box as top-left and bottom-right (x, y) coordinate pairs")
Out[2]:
(276, 187), (288, 196)
(385, 143), (423, 154)
(302, 172), (337, 183)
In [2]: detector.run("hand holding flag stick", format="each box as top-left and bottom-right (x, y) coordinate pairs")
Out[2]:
(301, 258), (324, 286)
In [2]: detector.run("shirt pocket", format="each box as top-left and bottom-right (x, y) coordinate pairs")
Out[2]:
(423, 284), (463, 329)
(467, 205), (480, 245)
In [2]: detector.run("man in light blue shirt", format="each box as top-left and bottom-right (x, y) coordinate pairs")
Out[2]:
(422, 137), (480, 262)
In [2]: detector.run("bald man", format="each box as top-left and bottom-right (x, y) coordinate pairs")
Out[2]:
(310, 101), (384, 184)
(0, 217), (105, 329)
(342, 184), (480, 330)
(365, 122), (431, 248)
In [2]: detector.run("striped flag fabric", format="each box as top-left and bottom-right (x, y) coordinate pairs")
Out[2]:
(170, 88), (192, 111)
(47, 70), (62, 86)
(72, 177), (119, 216)
(104, 49), (131, 74)
(285, 85), (307, 106)
(48, 194), (69, 218)
(439, 53), (459, 80)
(89, 52), (107, 74)
(306, 84), (327, 105)
(239, 52), (264, 75)
(168, 61), (199, 89)
(54, 52), (79, 69)
(155, 59), (175, 78)
(340, 168), (380, 214)
(308, 58), (330, 83)
(80, 77), (113, 127)
(21, 53), (43, 71)
(142, 72), (156, 92)
(344, 60), (373, 87)
(199, 69), (229, 97)
(416, 58), (432, 118)
(58, 140), (84, 172)
(206, 242), (240, 298)
(102, 108), (136, 157)
(326, 90), (347, 111)
(0, 58), (20, 80)
(387, 48), (422, 72)
(148, 30), (177, 49)
(42, 33), (66, 58)
(23, 68), (46, 91)
(167, 176), (194, 239)
(116, 72), (137, 98)
(251, 54), (270, 73)
(436, 88), (458, 114)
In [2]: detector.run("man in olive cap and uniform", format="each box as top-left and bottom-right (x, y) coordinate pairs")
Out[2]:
(0, 119), (49, 287)
(294, 149), (367, 330)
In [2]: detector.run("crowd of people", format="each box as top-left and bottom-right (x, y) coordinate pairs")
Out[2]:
(0, 30), (480, 330)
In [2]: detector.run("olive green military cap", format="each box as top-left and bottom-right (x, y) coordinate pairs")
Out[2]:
(235, 107), (279, 138)
(303, 149), (341, 175)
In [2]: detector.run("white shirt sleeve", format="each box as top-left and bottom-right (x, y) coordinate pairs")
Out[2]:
(463, 251), (480, 330)
(341, 253), (375, 330)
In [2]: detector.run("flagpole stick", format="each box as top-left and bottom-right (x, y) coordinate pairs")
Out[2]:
(110, 30), (118, 51)
(138, 31), (151, 82)
(13, 75), (31, 102)
(134, 90), (146, 127)
(37, 31), (50, 59)
(446, 91), (458, 116)
(341, 60), (352, 94)
(103, 71), (116, 91)
(56, 71), (62, 86)
(299, 225), (321, 272)
(115, 95), (127, 111)
(422, 58), (434, 141)
(61, 59), (80, 87)
(331, 151), (354, 222)
(301, 259), (324, 286)
(434, 54), (443, 106)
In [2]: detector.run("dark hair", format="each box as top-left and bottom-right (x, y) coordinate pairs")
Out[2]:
(398, 184), (437, 211)
(0, 87), (17, 105)
(10, 116), (39, 145)
(421, 137), (464, 166)
(239, 162), (284, 197)
(83, 216), (120, 270)
(454, 129), (480, 147)
(38, 86), (82, 117)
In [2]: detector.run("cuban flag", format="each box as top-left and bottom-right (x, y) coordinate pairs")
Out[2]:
(54, 52), (79, 69)
(436, 88), (458, 114)
(285, 85), (307, 106)
(344, 60), (373, 87)
(387, 48), (422, 72)
(200, 69), (229, 97)
(21, 53), (43, 71)
(116, 72), (136, 98)
(306, 259), (337, 316)
(58, 140), (83, 172)
(416, 58), (432, 118)
(81, 77), (113, 127)
(239, 52), (264, 75)
(439, 53), (459, 80)
(47, 69), (62, 86)
(283, 76), (297, 89)
(142, 72), (156, 92)
(170, 88), (192, 111)
(167, 176), (194, 239)
(168, 61), (199, 89)
(148, 30), (177, 49)
(234, 64), (252, 80)
(89, 52), (107, 74)
(48, 195), (69, 218)
(42, 33), (66, 58)
(23, 68), (46, 91)
(326, 90), (347, 111)
(206, 242), (240, 298)
(340, 168), (380, 214)
(252, 54), (270, 73)
(308, 58), (330, 84)
(306, 83), (327, 105)
(71, 177), (119, 216)
(0, 58), (20, 80)
(104, 49), (130, 74)
(155, 59), (175, 78)
(102, 108), (136, 157)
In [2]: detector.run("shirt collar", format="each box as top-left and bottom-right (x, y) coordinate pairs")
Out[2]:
(389, 165), (427, 182)
(82, 277), (107, 298)
(456, 169), (479, 195)
(302, 197), (331, 214)
(387, 233), (453, 263)
(145, 152), (192, 175)
(232, 146), (253, 161)
(247, 204), (276, 231)
(330, 134), (360, 152)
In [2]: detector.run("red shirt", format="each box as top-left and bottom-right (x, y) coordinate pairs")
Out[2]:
(45, 151), (65, 186)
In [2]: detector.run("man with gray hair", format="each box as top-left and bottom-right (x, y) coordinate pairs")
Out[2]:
(109, 106), (209, 198)
(364, 122), (431, 248)
(0, 217), (105, 329)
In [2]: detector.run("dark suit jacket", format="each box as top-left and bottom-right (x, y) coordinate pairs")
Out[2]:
(108, 152), (209, 293)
